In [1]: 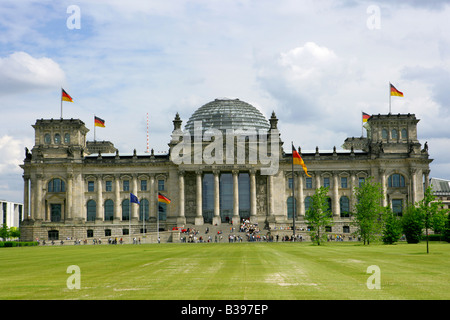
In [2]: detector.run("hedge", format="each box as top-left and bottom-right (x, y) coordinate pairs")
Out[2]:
(0, 241), (39, 247)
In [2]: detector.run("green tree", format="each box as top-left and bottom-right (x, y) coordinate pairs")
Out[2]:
(0, 224), (9, 241)
(443, 214), (450, 243)
(305, 186), (333, 245)
(381, 206), (402, 244)
(416, 186), (448, 253)
(401, 204), (424, 244)
(9, 227), (20, 240)
(353, 177), (384, 245)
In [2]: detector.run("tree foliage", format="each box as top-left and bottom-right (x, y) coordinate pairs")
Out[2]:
(353, 177), (384, 245)
(381, 206), (402, 244)
(401, 204), (424, 244)
(414, 186), (449, 253)
(305, 186), (333, 245)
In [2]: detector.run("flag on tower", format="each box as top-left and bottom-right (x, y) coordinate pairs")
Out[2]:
(362, 112), (371, 123)
(94, 116), (105, 128)
(390, 83), (404, 97)
(61, 88), (73, 102)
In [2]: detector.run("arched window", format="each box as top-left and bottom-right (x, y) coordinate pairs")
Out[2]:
(382, 129), (388, 139)
(86, 200), (96, 221)
(104, 200), (114, 221)
(44, 133), (51, 144)
(287, 196), (297, 219)
(305, 196), (313, 213)
(340, 196), (350, 217)
(388, 174), (405, 187)
(391, 129), (398, 139)
(48, 178), (65, 193)
(401, 128), (407, 139)
(54, 133), (61, 144)
(140, 199), (149, 221)
(122, 199), (130, 221)
(64, 133), (70, 144)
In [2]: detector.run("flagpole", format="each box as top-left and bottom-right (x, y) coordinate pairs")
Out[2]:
(60, 88), (63, 119)
(129, 195), (131, 244)
(157, 192), (160, 243)
(291, 142), (296, 239)
(389, 82), (392, 114)
(94, 114), (96, 142)
(361, 111), (364, 137)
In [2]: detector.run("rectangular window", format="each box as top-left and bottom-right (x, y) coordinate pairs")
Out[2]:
(359, 177), (365, 187)
(105, 181), (112, 192)
(341, 177), (348, 188)
(288, 178), (293, 189)
(141, 180), (147, 191)
(323, 177), (330, 188)
(306, 177), (312, 189)
(392, 199), (403, 216)
(123, 180), (130, 191)
(158, 180), (165, 191)
(88, 181), (95, 192)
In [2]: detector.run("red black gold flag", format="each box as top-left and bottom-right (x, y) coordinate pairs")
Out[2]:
(158, 192), (171, 204)
(94, 116), (105, 128)
(61, 88), (73, 102)
(292, 145), (311, 177)
(390, 83), (404, 97)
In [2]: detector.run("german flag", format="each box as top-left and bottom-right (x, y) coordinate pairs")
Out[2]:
(62, 88), (73, 102)
(292, 145), (311, 177)
(94, 116), (105, 128)
(390, 83), (403, 97)
(362, 112), (371, 123)
(158, 192), (171, 204)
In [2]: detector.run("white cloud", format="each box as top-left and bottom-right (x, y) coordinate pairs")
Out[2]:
(0, 135), (30, 174)
(0, 52), (66, 95)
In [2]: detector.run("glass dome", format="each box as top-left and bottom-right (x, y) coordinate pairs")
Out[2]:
(185, 98), (270, 133)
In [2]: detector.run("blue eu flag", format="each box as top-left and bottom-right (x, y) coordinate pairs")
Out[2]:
(130, 193), (140, 205)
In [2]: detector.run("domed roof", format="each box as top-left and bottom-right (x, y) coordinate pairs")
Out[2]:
(185, 98), (270, 133)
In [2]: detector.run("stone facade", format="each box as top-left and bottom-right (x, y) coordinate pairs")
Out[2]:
(20, 101), (432, 242)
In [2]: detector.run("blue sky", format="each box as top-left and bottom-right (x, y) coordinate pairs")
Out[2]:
(1, 0), (450, 202)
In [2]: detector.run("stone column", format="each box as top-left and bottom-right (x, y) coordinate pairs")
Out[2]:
(213, 170), (221, 225)
(298, 173), (305, 216)
(379, 169), (387, 207)
(149, 174), (156, 221)
(232, 170), (240, 225)
(410, 168), (417, 204)
(314, 172), (320, 190)
(177, 170), (186, 225)
(268, 174), (274, 218)
(23, 175), (30, 220)
(350, 171), (357, 212)
(332, 172), (339, 217)
(96, 174), (103, 221)
(423, 170), (430, 190)
(35, 174), (43, 221)
(249, 169), (257, 223)
(114, 175), (121, 221)
(66, 173), (73, 221)
(195, 170), (204, 225)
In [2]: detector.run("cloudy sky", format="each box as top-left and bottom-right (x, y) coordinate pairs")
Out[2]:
(1, 0), (450, 203)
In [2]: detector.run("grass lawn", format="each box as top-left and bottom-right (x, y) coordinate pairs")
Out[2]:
(0, 241), (449, 300)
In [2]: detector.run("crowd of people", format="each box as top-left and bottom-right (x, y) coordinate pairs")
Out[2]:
(34, 222), (360, 245)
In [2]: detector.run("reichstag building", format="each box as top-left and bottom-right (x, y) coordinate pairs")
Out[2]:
(20, 98), (432, 241)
